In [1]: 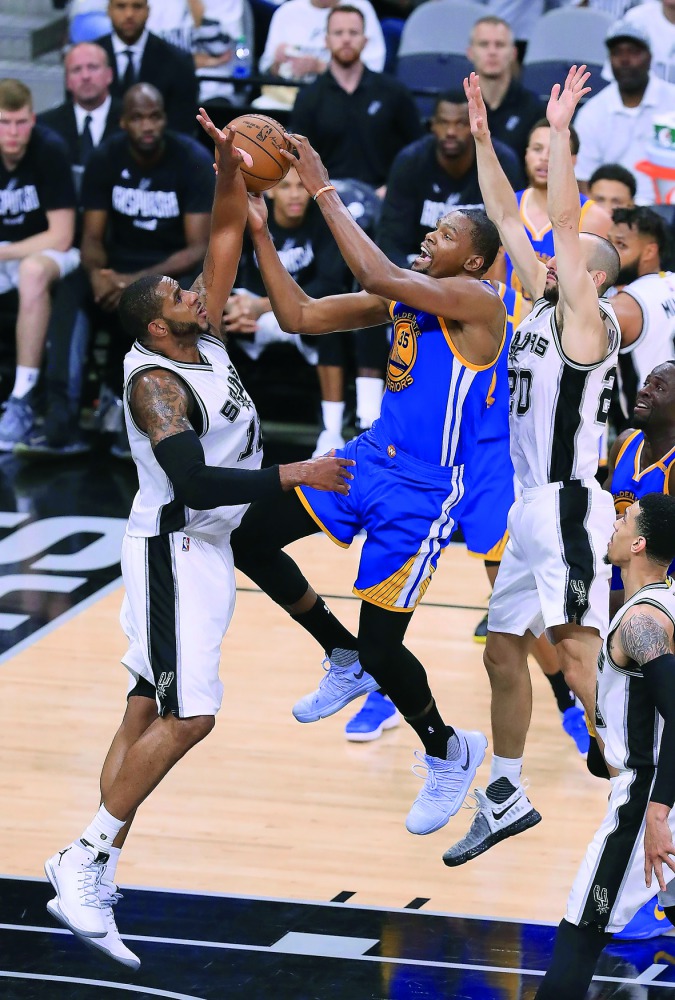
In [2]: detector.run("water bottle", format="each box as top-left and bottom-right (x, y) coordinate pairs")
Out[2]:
(232, 36), (251, 79)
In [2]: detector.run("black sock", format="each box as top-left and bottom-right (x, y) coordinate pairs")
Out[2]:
(405, 700), (453, 758)
(292, 596), (358, 659)
(536, 919), (609, 999)
(546, 670), (575, 713)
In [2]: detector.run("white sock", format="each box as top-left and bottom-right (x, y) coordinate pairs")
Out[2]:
(321, 400), (344, 436)
(489, 754), (523, 788)
(355, 376), (384, 428)
(12, 366), (39, 399)
(81, 804), (125, 854)
(103, 845), (122, 884)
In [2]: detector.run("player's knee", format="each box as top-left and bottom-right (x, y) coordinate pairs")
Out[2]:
(358, 635), (390, 683)
(168, 713), (215, 749)
(482, 639), (520, 686)
(554, 637), (589, 685)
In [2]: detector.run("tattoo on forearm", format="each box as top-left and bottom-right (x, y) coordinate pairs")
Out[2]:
(620, 612), (672, 665)
(131, 371), (193, 446)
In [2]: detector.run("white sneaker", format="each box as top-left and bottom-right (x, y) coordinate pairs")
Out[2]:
(292, 657), (380, 723)
(312, 428), (345, 458)
(442, 778), (542, 866)
(45, 840), (108, 938)
(47, 879), (140, 970)
(405, 729), (488, 835)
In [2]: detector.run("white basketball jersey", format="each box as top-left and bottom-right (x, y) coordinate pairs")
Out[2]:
(123, 333), (262, 540)
(618, 271), (675, 409)
(508, 298), (620, 488)
(596, 579), (675, 772)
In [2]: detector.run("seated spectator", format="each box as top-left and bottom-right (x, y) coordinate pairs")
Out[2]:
(377, 90), (523, 268)
(574, 20), (675, 204)
(482, 0), (545, 60)
(0, 79), (79, 451)
(500, 118), (611, 295)
(38, 42), (121, 180)
(96, 0), (199, 135)
(604, 1), (675, 82)
(588, 162), (637, 212)
(191, 0), (251, 107)
(80, 83), (214, 457)
(225, 166), (355, 455)
(257, 0), (385, 110)
(466, 15), (544, 165)
(290, 5), (422, 194)
(146, 0), (201, 51)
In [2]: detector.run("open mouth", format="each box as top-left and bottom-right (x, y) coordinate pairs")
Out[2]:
(634, 399), (650, 411)
(417, 244), (432, 262)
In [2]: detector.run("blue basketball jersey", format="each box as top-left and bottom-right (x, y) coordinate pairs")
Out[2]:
(382, 287), (506, 468)
(504, 189), (595, 297)
(479, 282), (526, 444)
(611, 429), (675, 586)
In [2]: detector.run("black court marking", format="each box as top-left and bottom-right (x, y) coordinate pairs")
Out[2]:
(331, 891), (356, 903)
(404, 898), (430, 910)
(2, 877), (675, 998)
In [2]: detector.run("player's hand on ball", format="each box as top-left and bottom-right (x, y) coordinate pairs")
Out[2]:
(196, 107), (254, 169)
(547, 65), (591, 132)
(283, 134), (330, 198)
(464, 73), (489, 141)
(247, 193), (268, 233)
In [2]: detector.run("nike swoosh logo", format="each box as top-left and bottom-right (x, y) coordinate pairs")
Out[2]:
(492, 802), (515, 821)
(460, 738), (470, 771)
(354, 665), (364, 679)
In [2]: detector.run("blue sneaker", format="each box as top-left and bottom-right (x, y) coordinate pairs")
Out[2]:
(345, 692), (399, 742)
(615, 896), (675, 940)
(562, 705), (590, 757)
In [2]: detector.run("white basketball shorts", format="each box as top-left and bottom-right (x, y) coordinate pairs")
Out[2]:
(488, 480), (614, 638)
(120, 530), (236, 718)
(566, 769), (675, 932)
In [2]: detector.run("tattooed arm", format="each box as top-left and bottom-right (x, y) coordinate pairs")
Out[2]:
(128, 368), (355, 504)
(619, 605), (675, 892)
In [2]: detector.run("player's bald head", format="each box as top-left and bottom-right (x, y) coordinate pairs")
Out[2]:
(581, 233), (620, 294)
(122, 82), (164, 116)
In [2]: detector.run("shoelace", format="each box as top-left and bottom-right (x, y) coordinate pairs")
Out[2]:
(411, 750), (438, 790)
(77, 858), (107, 908)
(317, 657), (358, 696)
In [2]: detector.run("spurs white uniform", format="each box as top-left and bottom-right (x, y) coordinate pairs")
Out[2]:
(617, 271), (675, 413)
(120, 333), (263, 717)
(566, 580), (675, 932)
(488, 297), (620, 637)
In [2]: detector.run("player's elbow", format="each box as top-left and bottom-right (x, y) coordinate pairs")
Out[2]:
(550, 212), (579, 232)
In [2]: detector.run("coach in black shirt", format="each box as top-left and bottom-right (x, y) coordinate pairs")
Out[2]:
(290, 5), (422, 193)
(378, 90), (523, 268)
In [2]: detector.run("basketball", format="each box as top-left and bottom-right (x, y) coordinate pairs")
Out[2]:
(227, 113), (293, 193)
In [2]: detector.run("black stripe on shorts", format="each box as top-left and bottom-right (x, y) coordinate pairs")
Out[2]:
(557, 484), (593, 626)
(579, 768), (654, 929)
(146, 534), (180, 717)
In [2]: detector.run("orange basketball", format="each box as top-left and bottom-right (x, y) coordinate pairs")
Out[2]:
(227, 113), (293, 193)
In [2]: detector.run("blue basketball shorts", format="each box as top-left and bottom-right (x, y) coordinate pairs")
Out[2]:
(459, 435), (514, 561)
(297, 424), (467, 611)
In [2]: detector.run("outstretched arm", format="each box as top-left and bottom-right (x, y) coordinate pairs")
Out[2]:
(284, 134), (509, 323)
(247, 193), (391, 334)
(547, 66), (610, 364)
(464, 73), (546, 302)
(196, 109), (250, 331)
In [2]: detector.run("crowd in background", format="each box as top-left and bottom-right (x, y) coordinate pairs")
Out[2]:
(0, 0), (674, 460)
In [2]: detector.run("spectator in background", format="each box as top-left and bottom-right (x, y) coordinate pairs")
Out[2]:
(38, 43), (121, 179)
(146, 0), (202, 50)
(291, 5), (421, 195)
(226, 166), (354, 455)
(606, 1), (675, 82)
(574, 21), (675, 204)
(588, 162), (637, 212)
(377, 90), (523, 269)
(257, 0), (385, 110)
(481, 1), (545, 60)
(95, 0), (199, 135)
(192, 0), (249, 106)
(466, 16), (544, 165)
(500, 118), (611, 295)
(0, 79), (79, 451)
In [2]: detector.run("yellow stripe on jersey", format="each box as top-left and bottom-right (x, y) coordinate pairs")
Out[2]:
(437, 311), (507, 373)
(293, 487), (350, 548)
(354, 555), (436, 611)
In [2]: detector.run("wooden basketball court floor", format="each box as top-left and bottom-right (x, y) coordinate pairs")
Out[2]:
(1, 449), (675, 998)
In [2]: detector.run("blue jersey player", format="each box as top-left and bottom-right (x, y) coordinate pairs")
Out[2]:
(231, 135), (507, 839)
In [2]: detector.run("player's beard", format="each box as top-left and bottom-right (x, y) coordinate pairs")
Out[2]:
(616, 260), (640, 286)
(166, 317), (204, 339)
(543, 284), (559, 304)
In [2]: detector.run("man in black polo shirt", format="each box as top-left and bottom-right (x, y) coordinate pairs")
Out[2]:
(466, 16), (544, 166)
(290, 4), (422, 196)
(377, 89), (523, 268)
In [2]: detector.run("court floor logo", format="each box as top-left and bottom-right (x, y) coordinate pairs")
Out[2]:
(0, 512), (126, 663)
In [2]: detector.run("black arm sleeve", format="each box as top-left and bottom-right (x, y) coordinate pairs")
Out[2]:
(642, 652), (675, 808)
(153, 430), (283, 510)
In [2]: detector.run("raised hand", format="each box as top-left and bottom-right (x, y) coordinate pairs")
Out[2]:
(281, 134), (330, 198)
(463, 72), (490, 141)
(195, 107), (254, 170)
(546, 65), (591, 132)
